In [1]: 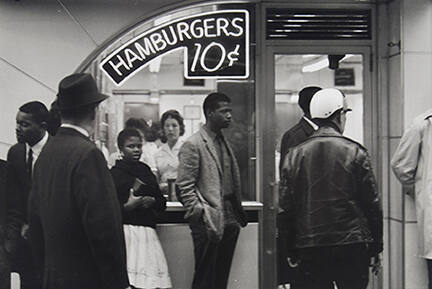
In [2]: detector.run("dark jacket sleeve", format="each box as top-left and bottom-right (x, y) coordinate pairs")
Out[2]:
(141, 171), (166, 213)
(74, 148), (129, 289)
(28, 169), (44, 280)
(279, 131), (293, 172)
(278, 154), (297, 253)
(356, 149), (383, 254)
(110, 169), (132, 207)
(5, 149), (25, 252)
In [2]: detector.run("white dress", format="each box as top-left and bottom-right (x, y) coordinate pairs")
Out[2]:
(123, 225), (172, 289)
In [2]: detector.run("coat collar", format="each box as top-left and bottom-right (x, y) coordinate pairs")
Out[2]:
(56, 127), (91, 141)
(311, 125), (342, 137)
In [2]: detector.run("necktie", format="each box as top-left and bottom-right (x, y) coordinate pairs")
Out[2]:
(215, 134), (224, 166)
(27, 148), (33, 179)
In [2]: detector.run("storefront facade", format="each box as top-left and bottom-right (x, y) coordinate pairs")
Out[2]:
(1, 0), (432, 288)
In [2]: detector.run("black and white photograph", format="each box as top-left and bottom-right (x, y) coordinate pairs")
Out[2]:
(0, 1), (427, 289)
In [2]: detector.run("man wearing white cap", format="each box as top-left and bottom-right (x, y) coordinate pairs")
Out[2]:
(279, 88), (383, 289)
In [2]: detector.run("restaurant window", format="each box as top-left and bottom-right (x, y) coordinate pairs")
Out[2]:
(83, 2), (257, 201)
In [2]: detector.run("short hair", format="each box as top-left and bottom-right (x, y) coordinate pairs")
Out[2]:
(19, 101), (49, 124)
(298, 86), (322, 116)
(161, 110), (185, 138)
(125, 118), (148, 133)
(117, 128), (142, 149)
(47, 100), (61, 136)
(144, 122), (160, 142)
(203, 92), (231, 118)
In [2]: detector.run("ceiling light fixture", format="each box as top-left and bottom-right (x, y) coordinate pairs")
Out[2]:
(302, 54), (355, 73)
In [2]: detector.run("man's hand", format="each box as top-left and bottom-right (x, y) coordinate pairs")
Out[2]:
(370, 254), (381, 275)
(21, 224), (29, 240)
(403, 185), (415, 198)
(287, 257), (299, 268)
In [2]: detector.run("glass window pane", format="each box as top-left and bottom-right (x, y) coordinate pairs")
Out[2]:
(84, 3), (256, 201)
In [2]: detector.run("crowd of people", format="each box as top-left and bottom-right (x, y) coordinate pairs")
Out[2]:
(0, 73), (247, 289)
(7, 70), (432, 289)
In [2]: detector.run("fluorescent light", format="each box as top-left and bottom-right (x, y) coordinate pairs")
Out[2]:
(302, 54), (320, 59)
(302, 58), (328, 73)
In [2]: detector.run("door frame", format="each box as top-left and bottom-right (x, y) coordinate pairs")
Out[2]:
(258, 44), (378, 289)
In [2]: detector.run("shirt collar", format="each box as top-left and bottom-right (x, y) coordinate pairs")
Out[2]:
(303, 116), (319, 131)
(26, 131), (49, 156)
(61, 123), (90, 137)
(162, 139), (184, 152)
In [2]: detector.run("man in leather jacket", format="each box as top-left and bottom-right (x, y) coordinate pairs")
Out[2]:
(279, 88), (383, 289)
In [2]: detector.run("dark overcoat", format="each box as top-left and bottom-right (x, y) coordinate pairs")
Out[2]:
(6, 143), (29, 244)
(0, 160), (10, 289)
(28, 127), (129, 289)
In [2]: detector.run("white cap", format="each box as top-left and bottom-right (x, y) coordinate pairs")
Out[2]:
(310, 88), (345, 119)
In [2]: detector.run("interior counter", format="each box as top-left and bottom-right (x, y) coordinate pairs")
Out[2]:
(157, 201), (262, 289)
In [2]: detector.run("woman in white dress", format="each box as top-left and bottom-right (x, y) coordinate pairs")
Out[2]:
(110, 128), (172, 289)
(154, 110), (185, 197)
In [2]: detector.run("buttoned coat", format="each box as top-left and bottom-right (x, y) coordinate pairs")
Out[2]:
(28, 127), (129, 289)
(392, 109), (432, 259)
(176, 126), (247, 242)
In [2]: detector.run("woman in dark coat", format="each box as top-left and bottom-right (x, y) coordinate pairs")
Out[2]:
(110, 128), (171, 289)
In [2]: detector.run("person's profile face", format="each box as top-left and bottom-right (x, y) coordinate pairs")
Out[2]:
(163, 117), (180, 142)
(120, 136), (142, 162)
(15, 111), (45, 145)
(208, 101), (232, 129)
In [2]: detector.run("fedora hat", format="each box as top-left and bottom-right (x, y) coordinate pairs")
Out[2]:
(57, 73), (108, 110)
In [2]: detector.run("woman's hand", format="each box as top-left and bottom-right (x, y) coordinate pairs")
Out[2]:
(124, 188), (144, 211)
(141, 196), (156, 208)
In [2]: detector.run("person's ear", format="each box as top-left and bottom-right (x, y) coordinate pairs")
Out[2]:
(40, 121), (48, 131)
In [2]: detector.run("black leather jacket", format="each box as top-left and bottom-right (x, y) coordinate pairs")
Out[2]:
(279, 126), (382, 253)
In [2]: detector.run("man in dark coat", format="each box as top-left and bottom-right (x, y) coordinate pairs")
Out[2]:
(279, 86), (321, 170)
(280, 88), (383, 289)
(6, 101), (49, 289)
(0, 160), (10, 289)
(28, 73), (130, 289)
(277, 86), (321, 288)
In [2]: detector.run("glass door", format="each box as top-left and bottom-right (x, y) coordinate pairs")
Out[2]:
(258, 46), (378, 289)
(274, 53), (365, 181)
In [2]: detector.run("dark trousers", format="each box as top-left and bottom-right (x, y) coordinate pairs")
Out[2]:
(426, 259), (432, 289)
(9, 237), (41, 289)
(0, 245), (10, 289)
(189, 222), (240, 289)
(298, 244), (370, 289)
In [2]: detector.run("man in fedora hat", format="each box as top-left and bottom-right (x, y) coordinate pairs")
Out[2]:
(28, 73), (130, 289)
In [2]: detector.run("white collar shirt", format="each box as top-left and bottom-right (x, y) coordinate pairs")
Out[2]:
(61, 123), (90, 138)
(26, 131), (49, 168)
